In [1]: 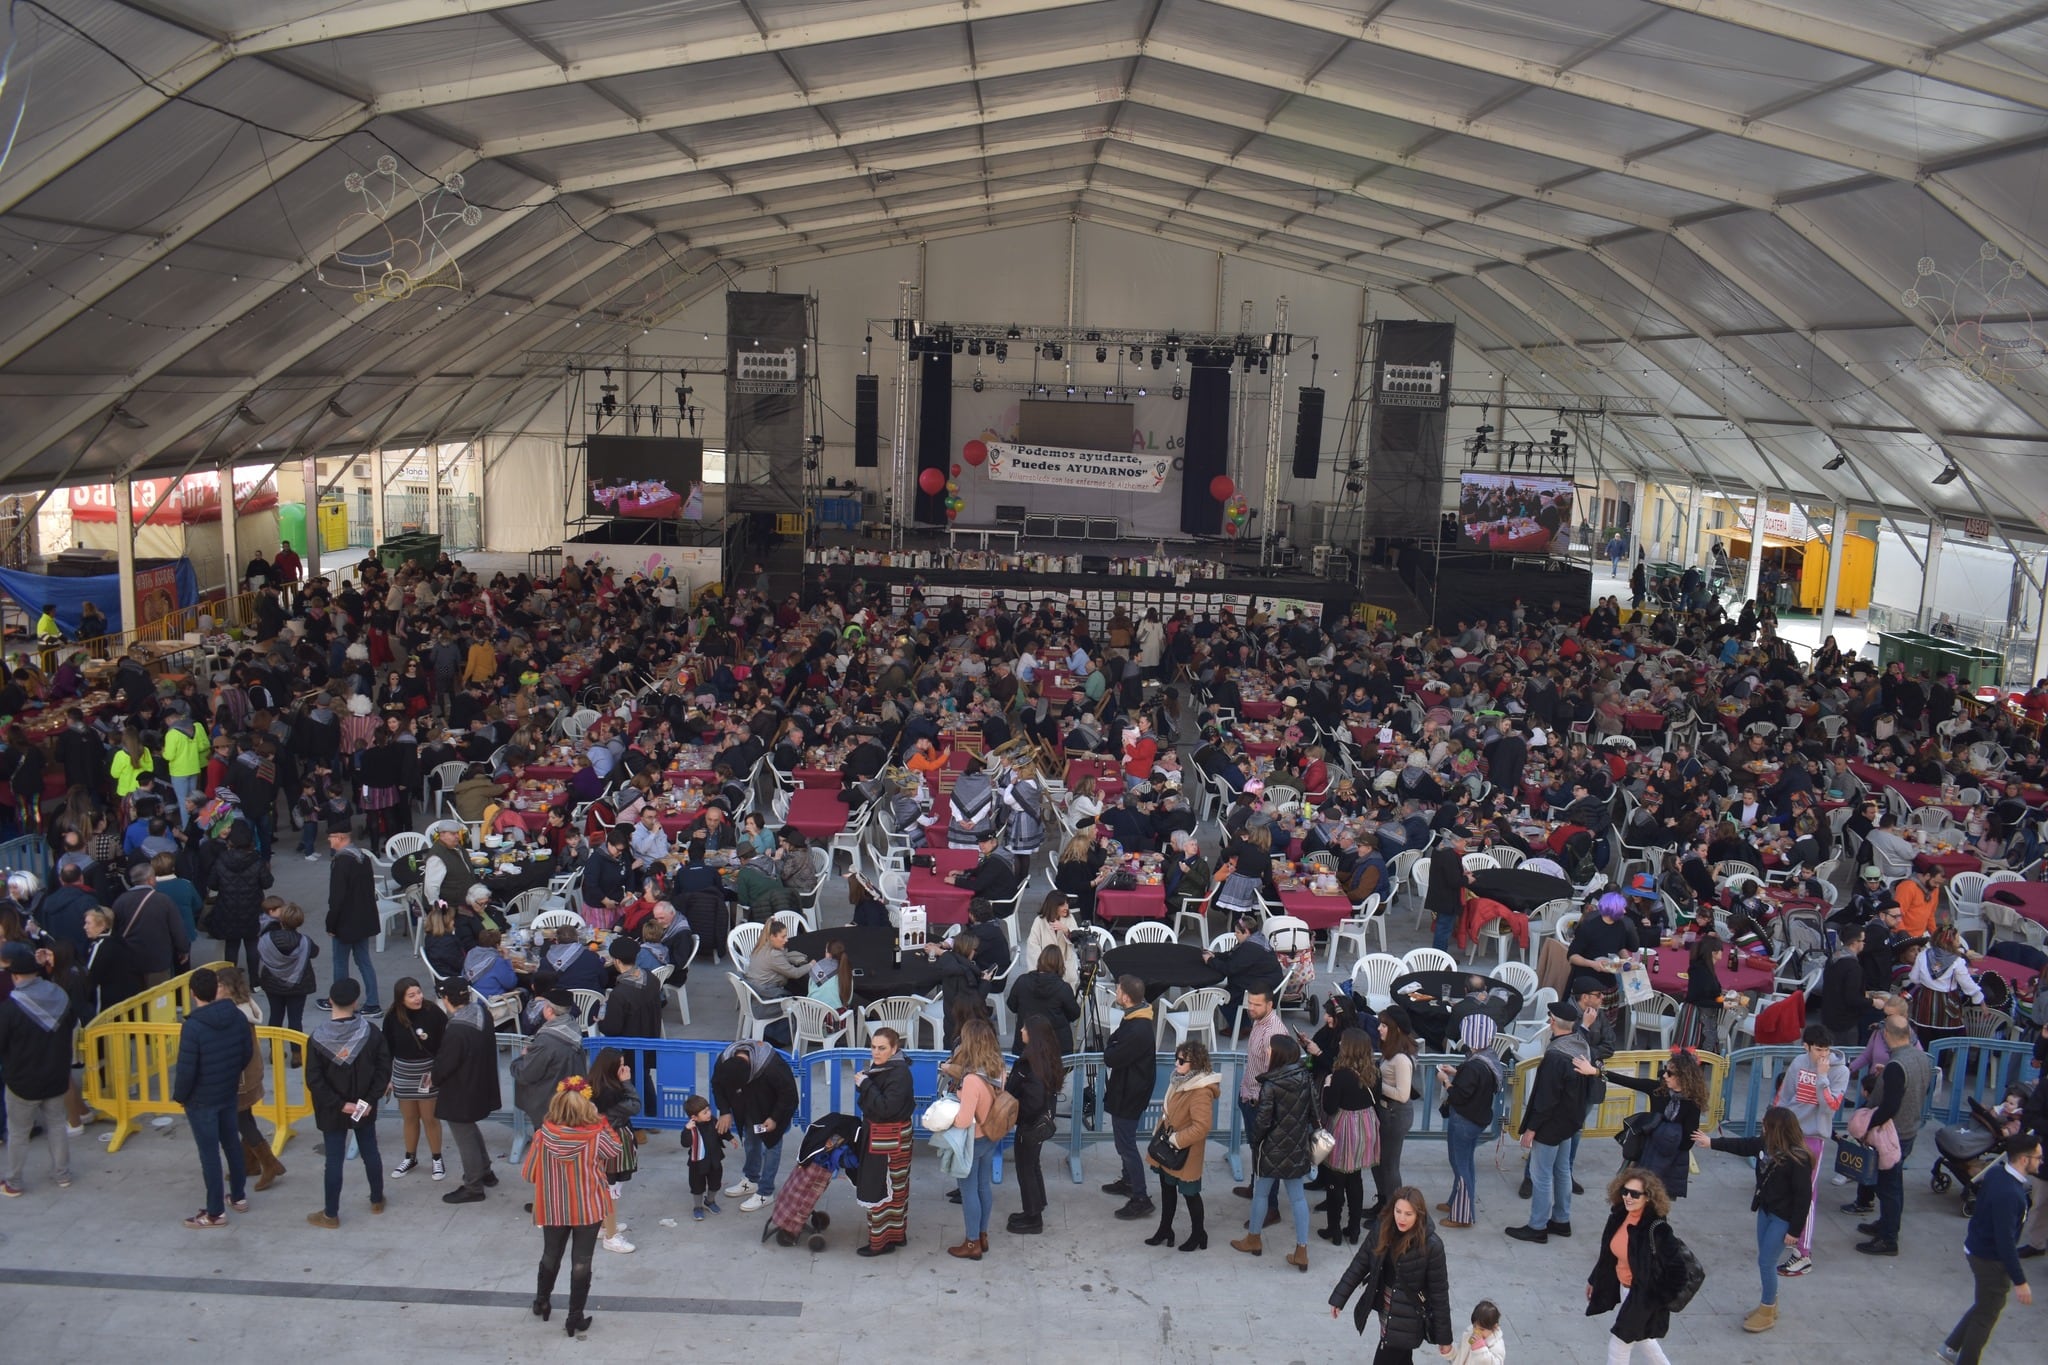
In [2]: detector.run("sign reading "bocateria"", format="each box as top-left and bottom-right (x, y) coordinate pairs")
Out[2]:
(983, 441), (1170, 493)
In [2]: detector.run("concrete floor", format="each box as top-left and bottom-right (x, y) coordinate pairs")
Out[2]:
(3, 845), (2031, 1362)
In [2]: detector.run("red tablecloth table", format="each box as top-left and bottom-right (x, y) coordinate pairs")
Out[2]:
(1276, 889), (1352, 929)
(784, 789), (850, 840)
(1241, 740), (1280, 758)
(1914, 851), (1982, 878)
(1239, 700), (1283, 721)
(1622, 709), (1666, 733)
(1066, 757), (1120, 784)
(519, 765), (577, 782)
(1644, 950), (1776, 999)
(1848, 762), (1973, 818)
(925, 796), (951, 847)
(792, 768), (839, 789)
(1986, 881), (2048, 929)
(1097, 886), (1167, 921)
(906, 872), (974, 926)
(1973, 955), (2036, 990)
(496, 808), (549, 833)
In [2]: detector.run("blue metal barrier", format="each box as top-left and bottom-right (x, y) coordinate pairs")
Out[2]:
(1926, 1038), (2036, 1126)
(1061, 1051), (1249, 1185)
(0, 834), (51, 883)
(1716, 1046), (1806, 1137)
(582, 1037), (795, 1130)
(1406, 1053), (1506, 1142)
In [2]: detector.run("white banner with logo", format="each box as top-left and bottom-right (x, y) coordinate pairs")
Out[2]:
(984, 441), (1171, 494)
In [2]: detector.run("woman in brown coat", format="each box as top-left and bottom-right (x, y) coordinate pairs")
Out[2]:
(1143, 1039), (1220, 1251)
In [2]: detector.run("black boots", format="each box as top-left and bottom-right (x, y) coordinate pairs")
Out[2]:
(565, 1266), (592, 1336)
(532, 1264), (553, 1322)
(1146, 1187), (1179, 1246)
(1179, 1194), (1207, 1251)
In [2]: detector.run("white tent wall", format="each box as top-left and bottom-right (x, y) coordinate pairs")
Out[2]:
(1871, 525), (2033, 636)
(482, 431), (573, 555)
(70, 510), (277, 599)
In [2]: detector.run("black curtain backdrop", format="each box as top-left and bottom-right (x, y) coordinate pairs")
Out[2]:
(914, 348), (952, 524)
(1179, 364), (1232, 535)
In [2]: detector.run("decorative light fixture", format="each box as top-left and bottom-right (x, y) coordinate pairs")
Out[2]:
(110, 404), (148, 430)
(1095, 346), (1107, 363)
(971, 373), (984, 393)
(1822, 452), (1848, 471)
(1171, 382), (1184, 400)
(1932, 463), (1962, 485)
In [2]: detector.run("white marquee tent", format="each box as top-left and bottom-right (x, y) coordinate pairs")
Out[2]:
(3, 0), (2047, 572)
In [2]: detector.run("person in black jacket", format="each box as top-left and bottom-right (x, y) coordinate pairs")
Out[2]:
(172, 967), (255, 1227)
(710, 1039), (799, 1210)
(1694, 1106), (1815, 1334)
(1101, 975), (1159, 1222)
(1204, 915), (1285, 1015)
(1585, 1167), (1689, 1357)
(1424, 838), (1468, 954)
(207, 822), (274, 975)
(324, 829), (381, 1012)
(0, 942), (78, 1195)
(433, 979), (502, 1207)
(1438, 1014), (1504, 1229)
(1006, 945), (1081, 1054)
(1004, 1015), (1065, 1236)
(81, 906), (143, 1017)
(1327, 1187), (1454, 1354)
(304, 978), (392, 1227)
(949, 830), (1022, 902)
(1818, 924), (1870, 1047)
(1507, 1000), (1595, 1244)
(598, 937), (664, 1040)
(1237, 1035), (1319, 1271)
(853, 1028), (915, 1257)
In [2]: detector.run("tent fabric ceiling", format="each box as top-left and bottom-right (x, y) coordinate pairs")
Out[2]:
(1, 0), (2046, 533)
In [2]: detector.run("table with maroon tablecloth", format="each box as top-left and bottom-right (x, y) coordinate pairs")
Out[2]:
(1622, 709), (1667, 733)
(1986, 881), (2048, 930)
(784, 788), (850, 840)
(1275, 888), (1352, 929)
(923, 795), (951, 847)
(1848, 762), (1973, 819)
(792, 768), (839, 790)
(1240, 740), (1280, 758)
(496, 808), (550, 833)
(1973, 955), (2036, 992)
(1913, 850), (1982, 877)
(907, 848), (981, 927)
(1096, 885), (1167, 921)
(1644, 949), (1776, 999)
(1066, 757), (1120, 785)
(519, 765), (578, 782)
(1239, 699), (1283, 721)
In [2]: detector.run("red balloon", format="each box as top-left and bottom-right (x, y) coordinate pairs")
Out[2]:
(1223, 520), (1239, 536)
(918, 468), (945, 496)
(951, 463), (962, 477)
(945, 507), (960, 520)
(1210, 475), (1235, 502)
(962, 440), (988, 467)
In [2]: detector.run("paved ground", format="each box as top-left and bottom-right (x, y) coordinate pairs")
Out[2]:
(3, 848), (2031, 1362)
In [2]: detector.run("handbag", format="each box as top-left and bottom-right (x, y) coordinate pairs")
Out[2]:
(1616, 1109), (1661, 1163)
(1618, 957), (1653, 1006)
(1833, 1136), (1876, 1184)
(1148, 1124), (1192, 1171)
(611, 1125), (639, 1176)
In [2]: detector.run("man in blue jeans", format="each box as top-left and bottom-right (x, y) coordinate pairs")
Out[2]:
(321, 828), (381, 1014)
(1856, 1018), (1932, 1255)
(711, 1039), (799, 1213)
(1506, 1000), (1594, 1244)
(170, 967), (254, 1228)
(303, 978), (391, 1228)
(1425, 839), (1467, 953)
(1101, 975), (1159, 1221)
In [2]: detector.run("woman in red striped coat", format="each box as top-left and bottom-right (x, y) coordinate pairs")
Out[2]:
(523, 1077), (622, 1337)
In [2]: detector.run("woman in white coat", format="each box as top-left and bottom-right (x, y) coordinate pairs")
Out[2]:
(1135, 609), (1166, 677)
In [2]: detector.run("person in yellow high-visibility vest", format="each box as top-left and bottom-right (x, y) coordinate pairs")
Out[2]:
(34, 603), (61, 673)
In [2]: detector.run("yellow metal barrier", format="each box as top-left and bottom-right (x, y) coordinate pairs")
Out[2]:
(1508, 1048), (1728, 1142)
(1351, 602), (1399, 630)
(82, 1020), (312, 1155)
(84, 960), (230, 1032)
(81, 964), (312, 1155)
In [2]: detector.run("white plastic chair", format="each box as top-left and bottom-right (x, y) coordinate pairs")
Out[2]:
(1400, 947), (1458, 975)
(1495, 961), (1540, 1002)
(374, 883), (423, 954)
(1460, 852), (1497, 875)
(1122, 921), (1176, 945)
(502, 886), (550, 929)
(796, 847), (833, 914)
(569, 988), (607, 1034)
(1327, 891), (1388, 969)
(529, 907), (589, 936)
(1632, 991), (1678, 1049)
(383, 830), (428, 862)
(726, 922), (764, 974)
(1172, 889), (1216, 946)
(859, 994), (931, 1049)
(1519, 985), (1558, 1027)
(728, 975), (788, 1042)
(1352, 953), (1404, 1011)
(769, 908), (815, 938)
(1489, 845), (1525, 869)
(1162, 986), (1227, 1053)
(785, 996), (851, 1053)
(1909, 807), (1956, 835)
(1408, 855), (1432, 931)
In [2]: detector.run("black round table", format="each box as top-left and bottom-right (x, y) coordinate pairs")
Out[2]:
(1102, 943), (1225, 1001)
(787, 925), (943, 1004)
(484, 855), (556, 898)
(1386, 970), (1526, 1052)
(1469, 867), (1573, 913)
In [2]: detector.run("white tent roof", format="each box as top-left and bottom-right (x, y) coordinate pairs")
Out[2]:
(3, 0), (2048, 535)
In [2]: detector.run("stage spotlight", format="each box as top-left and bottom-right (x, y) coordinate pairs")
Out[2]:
(1150, 348), (1163, 369)
(951, 337), (963, 354)
(1548, 428), (1567, 448)
(1171, 382), (1184, 400)
(1137, 386), (1147, 397)
(1006, 324), (1021, 338)
(967, 338), (981, 357)
(1066, 385), (1075, 396)
(1095, 346), (1107, 363)
(1933, 463), (1962, 485)
(972, 373), (984, 393)
(1822, 453), (1847, 471)
(995, 343), (1007, 362)
(1258, 355), (1269, 375)
(1242, 353), (1255, 372)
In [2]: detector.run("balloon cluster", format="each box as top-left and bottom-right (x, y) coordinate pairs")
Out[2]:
(1222, 495), (1251, 536)
(944, 474), (965, 520)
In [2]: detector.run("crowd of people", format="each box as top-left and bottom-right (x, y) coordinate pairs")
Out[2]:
(0, 542), (2044, 1359)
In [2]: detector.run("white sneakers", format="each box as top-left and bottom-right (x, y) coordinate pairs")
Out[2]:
(740, 1191), (773, 1212)
(723, 1178), (757, 1199)
(602, 1234), (635, 1254)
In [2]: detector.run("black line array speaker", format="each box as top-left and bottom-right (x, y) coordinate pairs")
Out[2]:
(853, 374), (879, 467)
(1291, 386), (1324, 480)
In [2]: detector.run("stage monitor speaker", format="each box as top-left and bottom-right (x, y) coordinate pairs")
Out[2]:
(1024, 514), (1058, 538)
(1055, 516), (1089, 539)
(852, 374), (879, 467)
(995, 504), (1027, 525)
(1292, 386), (1325, 479)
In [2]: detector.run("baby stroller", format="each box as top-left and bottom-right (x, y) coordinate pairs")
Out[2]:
(761, 1113), (864, 1250)
(1929, 1088), (2028, 1217)
(1267, 916), (1321, 1021)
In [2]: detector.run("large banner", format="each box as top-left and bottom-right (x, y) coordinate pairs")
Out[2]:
(69, 471), (279, 524)
(985, 441), (1170, 494)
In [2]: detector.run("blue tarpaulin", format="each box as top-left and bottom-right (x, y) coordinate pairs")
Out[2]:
(0, 558), (199, 636)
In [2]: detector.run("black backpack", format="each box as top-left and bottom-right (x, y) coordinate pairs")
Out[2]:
(1659, 1221), (1707, 1313)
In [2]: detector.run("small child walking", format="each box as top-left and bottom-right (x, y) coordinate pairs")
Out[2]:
(684, 1094), (727, 1221)
(1450, 1301), (1506, 1365)
(294, 776), (323, 859)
